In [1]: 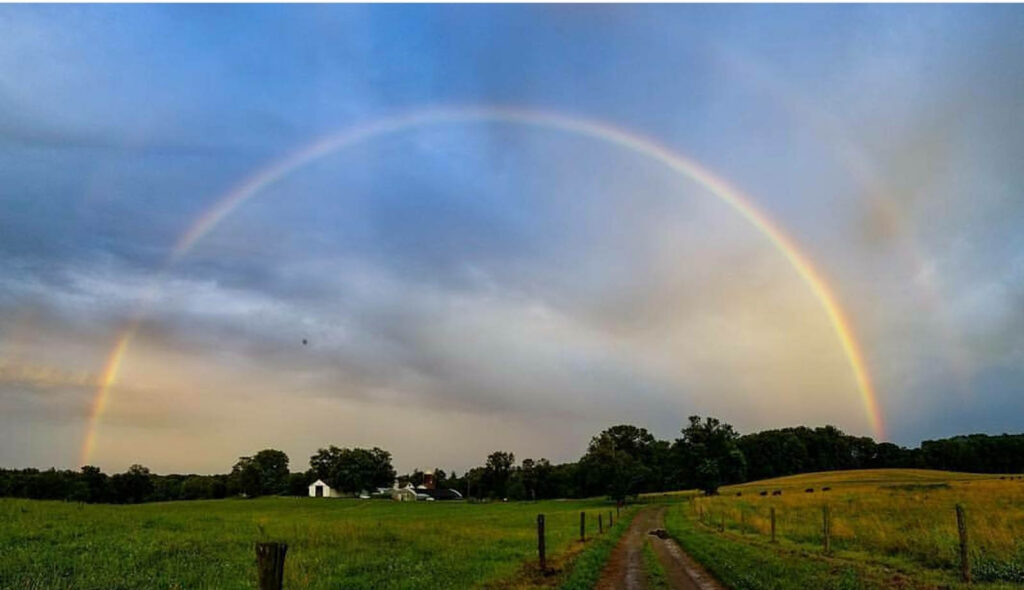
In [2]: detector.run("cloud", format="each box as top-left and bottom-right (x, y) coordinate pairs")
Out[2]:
(3, 4), (1024, 470)
(0, 362), (99, 390)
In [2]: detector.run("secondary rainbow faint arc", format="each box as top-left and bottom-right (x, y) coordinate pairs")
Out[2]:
(81, 106), (885, 465)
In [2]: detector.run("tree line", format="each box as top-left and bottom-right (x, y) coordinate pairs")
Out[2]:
(3, 417), (1023, 503)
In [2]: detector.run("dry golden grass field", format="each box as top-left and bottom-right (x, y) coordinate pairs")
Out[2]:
(674, 469), (1024, 588)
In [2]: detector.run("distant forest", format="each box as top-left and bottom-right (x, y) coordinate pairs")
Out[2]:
(3, 416), (1024, 504)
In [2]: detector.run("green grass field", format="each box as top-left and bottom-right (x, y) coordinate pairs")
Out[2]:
(8, 469), (1024, 590)
(0, 497), (632, 590)
(664, 469), (1024, 589)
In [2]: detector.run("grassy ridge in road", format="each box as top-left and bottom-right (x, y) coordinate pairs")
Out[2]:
(0, 496), (625, 590)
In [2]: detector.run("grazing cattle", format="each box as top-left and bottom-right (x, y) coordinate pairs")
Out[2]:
(805, 488), (814, 493)
(772, 490), (782, 496)
(736, 492), (742, 497)
(759, 490), (768, 496)
(822, 486), (831, 491)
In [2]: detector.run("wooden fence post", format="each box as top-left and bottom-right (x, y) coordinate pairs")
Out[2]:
(617, 503), (620, 518)
(609, 510), (613, 528)
(580, 511), (586, 542)
(822, 505), (831, 554)
(956, 504), (970, 583)
(719, 512), (725, 533)
(256, 542), (287, 590)
(599, 513), (604, 534)
(770, 507), (777, 543)
(537, 514), (546, 573)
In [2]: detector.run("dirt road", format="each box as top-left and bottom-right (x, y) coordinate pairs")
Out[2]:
(595, 505), (724, 590)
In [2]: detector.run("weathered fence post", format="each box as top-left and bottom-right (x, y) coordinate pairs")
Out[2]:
(617, 503), (620, 518)
(599, 513), (604, 534)
(580, 511), (586, 542)
(609, 510), (613, 528)
(537, 514), (547, 573)
(698, 504), (704, 522)
(719, 512), (725, 533)
(255, 542), (287, 590)
(822, 505), (831, 554)
(770, 507), (777, 543)
(956, 504), (970, 583)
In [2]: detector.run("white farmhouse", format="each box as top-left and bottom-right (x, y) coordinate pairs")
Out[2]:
(390, 486), (417, 502)
(308, 479), (342, 498)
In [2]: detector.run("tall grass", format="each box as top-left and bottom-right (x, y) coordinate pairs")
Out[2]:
(692, 470), (1024, 584)
(663, 505), (921, 590)
(0, 497), (626, 590)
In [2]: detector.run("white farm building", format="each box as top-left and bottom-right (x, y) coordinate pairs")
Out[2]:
(307, 470), (463, 501)
(308, 479), (342, 498)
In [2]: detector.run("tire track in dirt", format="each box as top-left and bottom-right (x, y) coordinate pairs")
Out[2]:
(595, 505), (724, 590)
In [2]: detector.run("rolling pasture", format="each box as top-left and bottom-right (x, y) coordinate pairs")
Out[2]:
(0, 496), (629, 590)
(668, 469), (1024, 589)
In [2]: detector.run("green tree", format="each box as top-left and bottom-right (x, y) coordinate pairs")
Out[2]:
(483, 451), (515, 498)
(579, 425), (657, 501)
(674, 416), (746, 494)
(80, 465), (109, 503)
(110, 464), (153, 503)
(181, 476), (214, 500)
(230, 457), (262, 497)
(519, 458), (538, 500)
(286, 472), (312, 496)
(309, 446), (396, 494)
(230, 449), (290, 497)
(151, 475), (184, 501)
(252, 449), (290, 495)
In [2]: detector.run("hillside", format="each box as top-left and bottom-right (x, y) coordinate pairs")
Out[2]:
(723, 468), (1004, 492)
(667, 468), (1024, 588)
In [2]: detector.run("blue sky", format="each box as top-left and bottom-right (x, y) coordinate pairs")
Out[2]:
(1, 5), (1023, 474)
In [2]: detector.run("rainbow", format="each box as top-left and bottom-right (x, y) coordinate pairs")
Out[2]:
(82, 106), (885, 465)
(80, 329), (134, 466)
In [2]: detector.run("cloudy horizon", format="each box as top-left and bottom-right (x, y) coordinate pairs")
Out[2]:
(2, 4), (1024, 475)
